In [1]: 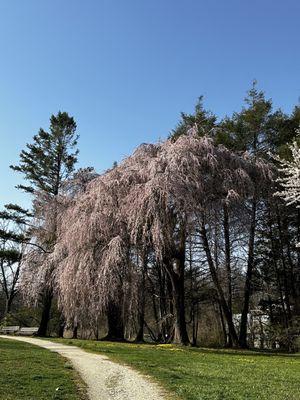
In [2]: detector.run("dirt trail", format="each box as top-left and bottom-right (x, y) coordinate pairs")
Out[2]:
(0, 335), (166, 400)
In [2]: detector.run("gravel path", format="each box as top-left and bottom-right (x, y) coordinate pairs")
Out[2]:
(0, 335), (166, 400)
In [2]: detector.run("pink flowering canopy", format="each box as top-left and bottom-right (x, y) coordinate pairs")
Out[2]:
(21, 131), (272, 325)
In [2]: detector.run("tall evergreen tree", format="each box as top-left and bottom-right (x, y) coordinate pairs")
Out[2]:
(170, 96), (217, 141)
(11, 111), (78, 336)
(219, 82), (273, 347)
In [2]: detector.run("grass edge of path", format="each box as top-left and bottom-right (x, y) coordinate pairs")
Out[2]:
(48, 338), (300, 400)
(47, 337), (175, 400)
(0, 336), (88, 400)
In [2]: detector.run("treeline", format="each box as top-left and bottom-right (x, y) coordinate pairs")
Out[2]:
(1, 83), (300, 350)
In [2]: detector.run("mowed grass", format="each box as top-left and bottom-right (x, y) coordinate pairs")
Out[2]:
(53, 338), (300, 400)
(0, 338), (86, 400)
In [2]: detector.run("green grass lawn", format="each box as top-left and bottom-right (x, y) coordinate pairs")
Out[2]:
(53, 339), (300, 400)
(0, 338), (86, 400)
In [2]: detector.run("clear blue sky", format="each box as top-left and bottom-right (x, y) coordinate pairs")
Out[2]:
(0, 0), (299, 208)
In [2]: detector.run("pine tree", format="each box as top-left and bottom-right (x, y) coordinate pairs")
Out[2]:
(11, 111), (78, 196)
(170, 96), (217, 141)
(10, 111), (78, 336)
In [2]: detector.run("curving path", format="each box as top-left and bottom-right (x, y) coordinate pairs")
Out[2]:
(0, 335), (166, 400)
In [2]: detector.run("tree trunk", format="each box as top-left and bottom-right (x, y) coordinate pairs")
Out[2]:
(218, 300), (228, 346)
(191, 302), (199, 347)
(147, 270), (161, 341)
(104, 301), (125, 341)
(72, 325), (78, 339)
(135, 311), (145, 342)
(157, 264), (168, 341)
(223, 204), (233, 347)
(4, 292), (15, 316)
(58, 315), (65, 338)
(37, 289), (53, 337)
(170, 271), (190, 345)
(188, 233), (199, 346)
(239, 198), (257, 348)
(200, 214), (240, 347)
(223, 204), (232, 315)
(136, 254), (147, 342)
(164, 224), (190, 345)
(0, 258), (20, 318)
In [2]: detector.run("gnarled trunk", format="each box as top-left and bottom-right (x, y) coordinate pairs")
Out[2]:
(104, 301), (125, 341)
(37, 289), (53, 337)
(164, 223), (190, 345)
(136, 254), (147, 342)
(170, 271), (190, 345)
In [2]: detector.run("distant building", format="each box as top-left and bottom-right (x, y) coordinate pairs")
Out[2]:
(233, 310), (271, 349)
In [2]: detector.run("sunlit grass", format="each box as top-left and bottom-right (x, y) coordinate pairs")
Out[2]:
(54, 338), (300, 400)
(0, 338), (86, 400)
